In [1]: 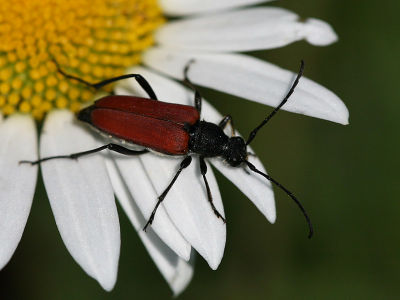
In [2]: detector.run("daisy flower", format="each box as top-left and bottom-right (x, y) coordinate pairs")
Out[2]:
(0, 0), (349, 295)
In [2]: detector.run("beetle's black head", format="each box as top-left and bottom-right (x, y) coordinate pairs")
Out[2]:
(223, 136), (247, 167)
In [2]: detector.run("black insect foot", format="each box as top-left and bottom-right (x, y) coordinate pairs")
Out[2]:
(213, 210), (226, 223)
(143, 222), (150, 232)
(19, 160), (37, 165)
(184, 59), (195, 77)
(143, 216), (154, 232)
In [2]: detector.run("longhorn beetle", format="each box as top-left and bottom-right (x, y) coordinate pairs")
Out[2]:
(21, 60), (313, 238)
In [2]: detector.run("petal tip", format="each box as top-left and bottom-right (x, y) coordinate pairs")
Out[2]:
(335, 106), (350, 125)
(97, 271), (118, 292)
(304, 18), (338, 46)
(181, 248), (192, 262)
(0, 255), (12, 272)
(209, 261), (220, 271)
(267, 211), (277, 224)
(207, 252), (223, 270)
(172, 242), (191, 262)
(253, 196), (276, 225)
(170, 260), (194, 297)
(322, 93), (349, 125)
(93, 252), (119, 292)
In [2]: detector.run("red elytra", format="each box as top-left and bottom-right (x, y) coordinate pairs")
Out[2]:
(81, 95), (200, 155)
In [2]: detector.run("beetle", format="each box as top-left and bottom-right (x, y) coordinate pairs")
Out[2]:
(22, 60), (313, 238)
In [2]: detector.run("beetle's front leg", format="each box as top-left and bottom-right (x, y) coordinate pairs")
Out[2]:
(143, 156), (193, 231)
(199, 156), (226, 223)
(219, 115), (235, 137)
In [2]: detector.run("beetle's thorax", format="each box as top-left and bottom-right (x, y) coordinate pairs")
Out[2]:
(186, 121), (229, 157)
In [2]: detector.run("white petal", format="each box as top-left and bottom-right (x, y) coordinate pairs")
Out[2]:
(105, 158), (194, 295)
(303, 18), (339, 46)
(111, 153), (191, 261)
(118, 67), (276, 223)
(159, 0), (272, 16)
(143, 49), (349, 124)
(0, 115), (37, 269)
(140, 154), (225, 270)
(40, 110), (120, 291)
(156, 7), (337, 52)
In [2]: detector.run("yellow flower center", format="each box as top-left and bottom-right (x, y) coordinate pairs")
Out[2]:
(0, 0), (164, 120)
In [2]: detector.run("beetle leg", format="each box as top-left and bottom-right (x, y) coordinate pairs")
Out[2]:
(183, 60), (202, 114)
(19, 144), (148, 165)
(219, 115), (235, 137)
(199, 156), (226, 223)
(90, 74), (158, 100)
(52, 60), (158, 100)
(143, 156), (193, 231)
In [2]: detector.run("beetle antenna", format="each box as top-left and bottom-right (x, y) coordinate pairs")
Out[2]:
(246, 60), (305, 145)
(245, 160), (313, 239)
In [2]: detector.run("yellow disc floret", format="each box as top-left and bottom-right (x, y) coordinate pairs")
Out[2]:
(0, 0), (164, 120)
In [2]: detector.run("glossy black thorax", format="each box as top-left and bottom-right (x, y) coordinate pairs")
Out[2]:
(186, 121), (229, 157)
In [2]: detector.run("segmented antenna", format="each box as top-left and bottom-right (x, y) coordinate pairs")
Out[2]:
(246, 60), (305, 145)
(245, 160), (313, 238)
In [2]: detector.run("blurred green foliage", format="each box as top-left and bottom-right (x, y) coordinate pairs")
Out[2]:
(1, 1), (399, 299)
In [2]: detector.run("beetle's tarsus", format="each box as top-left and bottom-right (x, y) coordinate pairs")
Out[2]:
(143, 219), (152, 232)
(19, 160), (37, 165)
(215, 210), (226, 223)
(212, 206), (226, 223)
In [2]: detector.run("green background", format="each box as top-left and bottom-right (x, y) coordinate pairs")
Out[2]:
(1, 1), (399, 299)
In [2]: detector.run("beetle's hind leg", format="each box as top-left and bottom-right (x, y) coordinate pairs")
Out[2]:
(143, 156), (193, 231)
(52, 59), (158, 100)
(183, 60), (202, 114)
(199, 156), (226, 223)
(19, 144), (148, 165)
